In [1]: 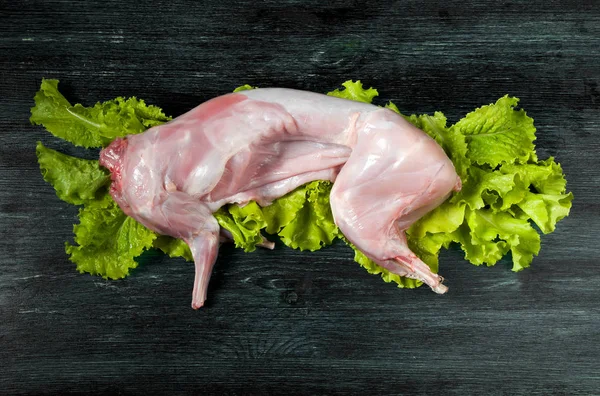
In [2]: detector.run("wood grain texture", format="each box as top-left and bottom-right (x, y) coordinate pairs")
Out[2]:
(1, 0), (599, 394)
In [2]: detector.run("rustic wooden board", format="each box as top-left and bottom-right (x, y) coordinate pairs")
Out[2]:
(1, 1), (598, 394)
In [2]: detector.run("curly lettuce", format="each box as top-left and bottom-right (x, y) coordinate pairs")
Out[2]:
(404, 96), (573, 273)
(31, 79), (572, 289)
(65, 195), (157, 279)
(30, 79), (171, 148)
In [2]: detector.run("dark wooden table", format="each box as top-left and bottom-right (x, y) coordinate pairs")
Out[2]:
(2, 1), (598, 394)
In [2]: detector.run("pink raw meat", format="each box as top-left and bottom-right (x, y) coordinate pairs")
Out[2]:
(100, 88), (462, 308)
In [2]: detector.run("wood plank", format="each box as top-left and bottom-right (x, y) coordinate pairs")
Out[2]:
(1, 0), (598, 394)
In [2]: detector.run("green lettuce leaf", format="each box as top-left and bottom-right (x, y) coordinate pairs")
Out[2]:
(36, 142), (109, 205)
(408, 200), (467, 239)
(447, 220), (510, 267)
(258, 181), (341, 251)
(384, 101), (401, 114)
(273, 181), (341, 251)
(501, 157), (568, 195)
(214, 201), (267, 253)
(452, 166), (520, 211)
(215, 181), (341, 253)
(65, 195), (157, 279)
(452, 95), (537, 167)
(153, 236), (194, 262)
(30, 79), (171, 148)
(500, 158), (573, 234)
(233, 84), (257, 92)
(327, 80), (379, 103)
(517, 192), (573, 235)
(262, 188), (308, 235)
(465, 208), (541, 271)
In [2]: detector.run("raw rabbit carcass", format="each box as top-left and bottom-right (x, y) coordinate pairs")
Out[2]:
(99, 88), (462, 308)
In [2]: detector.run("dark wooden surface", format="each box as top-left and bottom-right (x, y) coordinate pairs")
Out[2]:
(1, 1), (599, 394)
